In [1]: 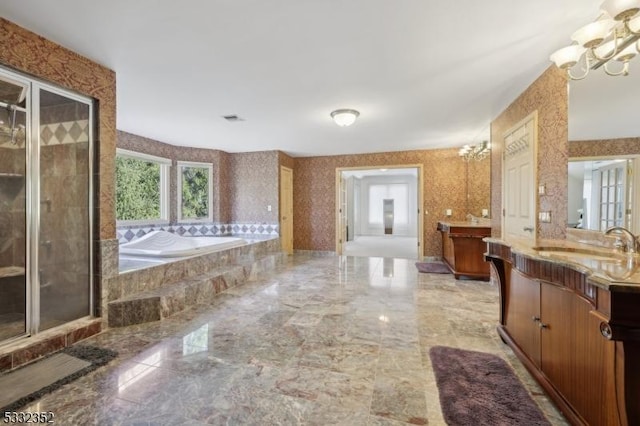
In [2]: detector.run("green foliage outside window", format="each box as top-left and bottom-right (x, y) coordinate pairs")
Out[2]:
(181, 166), (209, 219)
(116, 156), (161, 221)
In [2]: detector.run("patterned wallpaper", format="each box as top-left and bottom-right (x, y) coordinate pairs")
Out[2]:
(1, 18), (117, 241)
(490, 66), (568, 240)
(293, 148), (490, 257)
(230, 151), (280, 223)
(467, 158), (491, 218)
(117, 131), (281, 226)
(117, 131), (226, 223)
(569, 137), (640, 158)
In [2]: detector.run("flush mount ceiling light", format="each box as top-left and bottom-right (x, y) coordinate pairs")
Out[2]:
(550, 0), (640, 80)
(459, 140), (490, 162)
(330, 109), (360, 127)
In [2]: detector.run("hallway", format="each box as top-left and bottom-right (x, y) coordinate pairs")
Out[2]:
(18, 254), (566, 425)
(343, 236), (418, 259)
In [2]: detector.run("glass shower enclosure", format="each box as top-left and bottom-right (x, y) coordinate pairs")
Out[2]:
(0, 67), (93, 345)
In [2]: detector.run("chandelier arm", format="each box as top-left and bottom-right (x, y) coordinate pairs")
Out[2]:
(567, 68), (590, 80)
(591, 41), (621, 61)
(603, 60), (630, 76)
(625, 19), (640, 36)
(567, 53), (591, 80)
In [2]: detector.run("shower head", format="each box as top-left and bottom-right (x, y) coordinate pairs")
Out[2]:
(0, 104), (24, 145)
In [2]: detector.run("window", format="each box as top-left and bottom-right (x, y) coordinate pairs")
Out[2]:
(115, 148), (170, 224)
(597, 164), (627, 231)
(368, 183), (409, 225)
(177, 161), (213, 222)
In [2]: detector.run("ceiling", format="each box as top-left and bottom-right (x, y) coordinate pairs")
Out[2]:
(1, 1), (605, 157)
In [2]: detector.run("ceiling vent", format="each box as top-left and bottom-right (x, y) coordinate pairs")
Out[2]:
(222, 114), (245, 122)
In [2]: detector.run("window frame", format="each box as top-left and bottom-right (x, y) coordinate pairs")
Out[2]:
(177, 160), (214, 223)
(115, 148), (171, 226)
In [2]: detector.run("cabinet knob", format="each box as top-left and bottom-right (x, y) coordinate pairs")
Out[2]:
(538, 322), (549, 329)
(531, 316), (540, 322)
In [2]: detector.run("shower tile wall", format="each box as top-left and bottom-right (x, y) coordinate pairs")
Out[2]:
(39, 101), (90, 327)
(0, 145), (26, 322)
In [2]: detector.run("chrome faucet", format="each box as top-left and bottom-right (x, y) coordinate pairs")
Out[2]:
(604, 226), (638, 253)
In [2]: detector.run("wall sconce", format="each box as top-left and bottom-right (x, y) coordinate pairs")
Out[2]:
(459, 140), (490, 162)
(330, 109), (360, 127)
(550, 0), (640, 80)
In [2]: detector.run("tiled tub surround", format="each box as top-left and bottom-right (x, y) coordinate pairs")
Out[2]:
(117, 223), (279, 244)
(107, 237), (285, 327)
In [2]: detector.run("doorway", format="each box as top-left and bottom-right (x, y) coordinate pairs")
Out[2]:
(280, 166), (293, 254)
(335, 165), (423, 259)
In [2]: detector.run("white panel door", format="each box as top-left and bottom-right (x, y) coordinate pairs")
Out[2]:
(503, 112), (537, 241)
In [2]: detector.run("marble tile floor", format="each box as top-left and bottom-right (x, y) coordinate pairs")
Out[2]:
(17, 254), (568, 425)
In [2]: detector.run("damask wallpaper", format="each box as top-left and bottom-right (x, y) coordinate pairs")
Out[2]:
(230, 151), (280, 223)
(118, 132), (282, 225)
(490, 66), (568, 240)
(293, 148), (491, 257)
(1, 18), (117, 241)
(570, 137), (640, 158)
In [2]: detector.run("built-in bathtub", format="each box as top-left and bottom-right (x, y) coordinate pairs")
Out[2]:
(119, 230), (248, 258)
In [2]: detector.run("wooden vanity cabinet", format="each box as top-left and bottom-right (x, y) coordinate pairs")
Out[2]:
(487, 242), (637, 426)
(504, 269), (541, 367)
(437, 222), (491, 280)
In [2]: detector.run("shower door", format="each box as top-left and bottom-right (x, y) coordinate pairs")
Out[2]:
(0, 67), (93, 345)
(0, 71), (29, 342)
(36, 87), (92, 332)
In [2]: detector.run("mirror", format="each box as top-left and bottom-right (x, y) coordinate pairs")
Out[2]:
(568, 67), (640, 233)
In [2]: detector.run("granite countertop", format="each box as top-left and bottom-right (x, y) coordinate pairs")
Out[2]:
(484, 236), (640, 290)
(438, 220), (492, 229)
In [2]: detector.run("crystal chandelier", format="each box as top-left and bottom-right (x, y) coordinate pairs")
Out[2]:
(459, 141), (490, 162)
(550, 0), (640, 80)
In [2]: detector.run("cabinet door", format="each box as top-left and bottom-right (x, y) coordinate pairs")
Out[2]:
(506, 269), (541, 367)
(540, 283), (619, 425)
(540, 283), (573, 400)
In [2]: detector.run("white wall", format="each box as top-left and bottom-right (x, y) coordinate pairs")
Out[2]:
(567, 162), (585, 226)
(354, 174), (418, 237)
(346, 176), (355, 241)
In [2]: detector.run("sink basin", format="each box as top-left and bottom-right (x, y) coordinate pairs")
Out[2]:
(532, 246), (624, 263)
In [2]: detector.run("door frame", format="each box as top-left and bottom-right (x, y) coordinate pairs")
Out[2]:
(279, 166), (294, 254)
(501, 110), (538, 241)
(335, 164), (424, 257)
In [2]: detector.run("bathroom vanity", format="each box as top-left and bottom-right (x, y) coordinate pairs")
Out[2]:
(437, 221), (491, 280)
(485, 238), (640, 426)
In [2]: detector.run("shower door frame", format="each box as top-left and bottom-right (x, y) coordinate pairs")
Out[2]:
(0, 68), (32, 344)
(0, 66), (95, 343)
